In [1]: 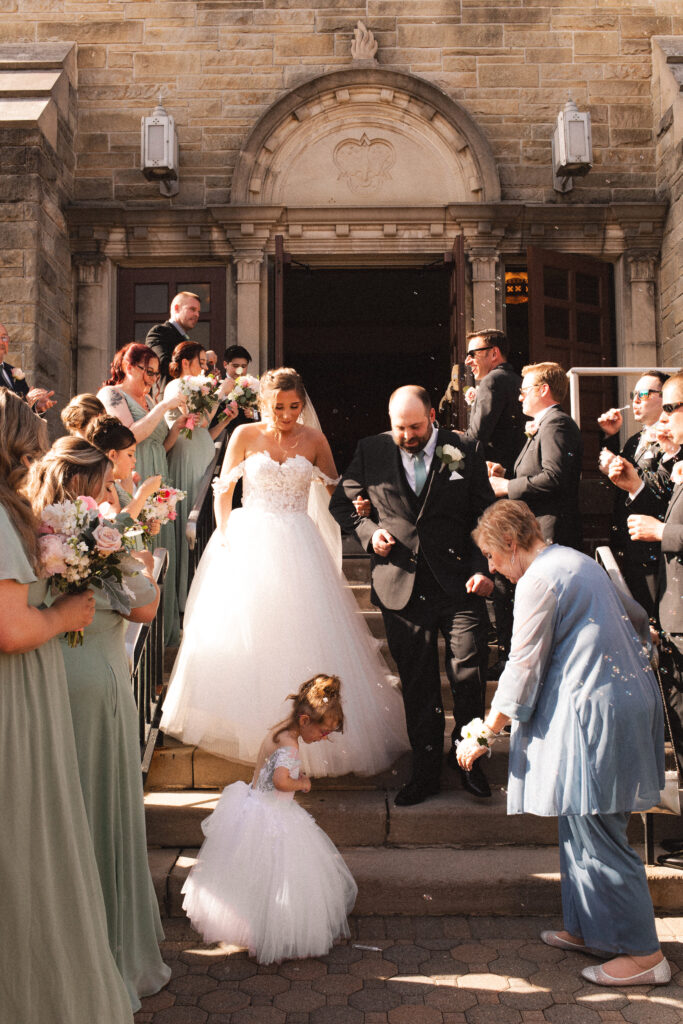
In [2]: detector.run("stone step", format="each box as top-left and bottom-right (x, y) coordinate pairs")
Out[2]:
(342, 556), (371, 583)
(150, 844), (682, 919)
(148, 696), (501, 791)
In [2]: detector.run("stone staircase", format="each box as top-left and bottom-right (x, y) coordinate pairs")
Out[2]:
(146, 556), (683, 920)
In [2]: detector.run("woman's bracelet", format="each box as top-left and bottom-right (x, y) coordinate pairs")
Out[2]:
(458, 718), (501, 751)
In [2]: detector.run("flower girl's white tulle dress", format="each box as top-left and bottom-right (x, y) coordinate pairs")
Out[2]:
(182, 745), (358, 964)
(160, 452), (409, 776)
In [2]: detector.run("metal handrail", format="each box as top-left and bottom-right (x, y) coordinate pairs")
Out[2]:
(185, 439), (224, 595)
(124, 547), (169, 778)
(567, 366), (680, 428)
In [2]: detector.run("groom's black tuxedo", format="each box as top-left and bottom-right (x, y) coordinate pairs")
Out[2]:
(331, 429), (494, 788)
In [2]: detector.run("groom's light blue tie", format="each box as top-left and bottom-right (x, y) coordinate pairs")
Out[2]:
(413, 451), (427, 495)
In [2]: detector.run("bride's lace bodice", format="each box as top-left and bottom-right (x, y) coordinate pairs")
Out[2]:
(214, 452), (335, 514)
(253, 747), (300, 793)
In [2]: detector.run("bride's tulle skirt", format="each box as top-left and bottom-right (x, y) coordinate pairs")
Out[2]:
(182, 782), (358, 964)
(160, 507), (409, 776)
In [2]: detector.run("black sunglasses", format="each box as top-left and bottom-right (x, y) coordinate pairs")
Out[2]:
(466, 346), (493, 356)
(662, 402), (683, 414)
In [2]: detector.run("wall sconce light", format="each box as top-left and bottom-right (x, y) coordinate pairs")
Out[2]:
(141, 98), (179, 197)
(552, 97), (592, 194)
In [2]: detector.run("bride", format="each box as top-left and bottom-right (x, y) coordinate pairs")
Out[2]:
(160, 367), (409, 776)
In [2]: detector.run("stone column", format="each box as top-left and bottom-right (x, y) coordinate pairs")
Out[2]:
(234, 253), (263, 358)
(73, 253), (117, 394)
(623, 252), (658, 368)
(469, 252), (501, 332)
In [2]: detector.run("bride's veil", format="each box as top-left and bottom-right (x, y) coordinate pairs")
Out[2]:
(300, 391), (343, 573)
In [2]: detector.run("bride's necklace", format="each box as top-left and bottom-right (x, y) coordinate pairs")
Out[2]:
(270, 428), (302, 454)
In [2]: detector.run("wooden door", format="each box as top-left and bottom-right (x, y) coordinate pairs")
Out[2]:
(442, 233), (467, 428)
(118, 267), (227, 356)
(527, 246), (616, 543)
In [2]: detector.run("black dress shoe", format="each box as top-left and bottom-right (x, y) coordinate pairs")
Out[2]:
(447, 753), (491, 798)
(660, 837), (683, 853)
(394, 780), (440, 807)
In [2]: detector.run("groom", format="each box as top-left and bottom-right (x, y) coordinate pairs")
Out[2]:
(330, 386), (495, 806)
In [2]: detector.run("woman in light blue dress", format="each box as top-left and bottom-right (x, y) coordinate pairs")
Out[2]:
(98, 342), (187, 645)
(163, 341), (234, 614)
(458, 499), (669, 988)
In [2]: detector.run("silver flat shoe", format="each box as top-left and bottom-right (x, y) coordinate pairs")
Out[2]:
(581, 957), (671, 987)
(540, 931), (603, 956)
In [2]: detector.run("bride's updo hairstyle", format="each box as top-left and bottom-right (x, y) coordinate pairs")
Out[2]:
(472, 499), (543, 556)
(168, 341), (204, 379)
(27, 437), (112, 511)
(273, 674), (344, 740)
(259, 367), (307, 419)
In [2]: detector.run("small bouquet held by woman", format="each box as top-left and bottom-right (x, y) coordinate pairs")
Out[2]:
(220, 373), (260, 421)
(177, 374), (223, 438)
(137, 485), (186, 543)
(38, 495), (142, 646)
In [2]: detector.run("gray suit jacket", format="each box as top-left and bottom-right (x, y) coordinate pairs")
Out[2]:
(329, 430), (493, 611)
(658, 485), (683, 634)
(462, 362), (525, 476)
(508, 405), (583, 548)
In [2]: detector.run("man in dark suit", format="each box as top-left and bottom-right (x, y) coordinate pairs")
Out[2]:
(145, 291), (201, 388)
(330, 385), (495, 806)
(0, 322), (55, 413)
(597, 372), (670, 616)
(627, 371), (683, 783)
(460, 330), (525, 671)
(488, 361), (583, 549)
(461, 329), (525, 476)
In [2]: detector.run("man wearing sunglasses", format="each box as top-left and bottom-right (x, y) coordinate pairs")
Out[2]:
(597, 372), (670, 616)
(627, 372), (683, 815)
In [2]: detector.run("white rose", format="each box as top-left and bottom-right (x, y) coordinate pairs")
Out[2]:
(11, 367), (25, 381)
(442, 444), (463, 462)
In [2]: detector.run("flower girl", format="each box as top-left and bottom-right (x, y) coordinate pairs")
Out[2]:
(182, 675), (358, 964)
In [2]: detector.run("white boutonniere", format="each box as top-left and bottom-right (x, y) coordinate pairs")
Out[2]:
(464, 386), (477, 407)
(11, 366), (25, 380)
(525, 421), (538, 439)
(436, 443), (465, 473)
(670, 461), (683, 486)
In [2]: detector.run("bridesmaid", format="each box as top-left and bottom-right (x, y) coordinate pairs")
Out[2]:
(0, 393), (133, 1024)
(61, 391), (106, 438)
(163, 340), (235, 612)
(98, 342), (185, 645)
(27, 437), (172, 1013)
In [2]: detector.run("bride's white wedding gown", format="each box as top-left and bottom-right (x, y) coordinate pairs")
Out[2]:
(160, 451), (409, 776)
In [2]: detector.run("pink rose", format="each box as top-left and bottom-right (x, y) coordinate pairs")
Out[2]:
(38, 522), (55, 535)
(92, 523), (122, 554)
(168, 510), (177, 520)
(77, 495), (98, 511)
(38, 534), (69, 575)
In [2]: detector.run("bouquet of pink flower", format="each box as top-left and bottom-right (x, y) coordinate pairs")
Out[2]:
(227, 374), (260, 411)
(137, 485), (186, 540)
(178, 374), (223, 438)
(38, 495), (142, 646)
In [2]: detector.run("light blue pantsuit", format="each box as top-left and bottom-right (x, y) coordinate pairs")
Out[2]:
(559, 814), (660, 955)
(491, 545), (664, 954)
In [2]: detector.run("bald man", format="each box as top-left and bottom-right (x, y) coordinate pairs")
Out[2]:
(330, 386), (495, 806)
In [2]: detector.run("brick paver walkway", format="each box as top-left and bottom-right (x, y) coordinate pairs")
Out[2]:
(135, 915), (683, 1024)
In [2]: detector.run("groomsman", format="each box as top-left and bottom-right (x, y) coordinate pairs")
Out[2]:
(627, 370), (683, 779)
(488, 361), (583, 549)
(330, 386), (495, 806)
(0, 323), (55, 414)
(145, 291), (201, 388)
(597, 371), (670, 616)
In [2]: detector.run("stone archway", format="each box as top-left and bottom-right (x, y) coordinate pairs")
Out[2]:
(231, 68), (500, 207)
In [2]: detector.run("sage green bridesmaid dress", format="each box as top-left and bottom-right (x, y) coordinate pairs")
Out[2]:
(59, 559), (171, 1013)
(0, 504), (133, 1024)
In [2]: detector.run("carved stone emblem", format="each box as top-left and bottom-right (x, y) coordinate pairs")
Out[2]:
(333, 133), (395, 194)
(351, 21), (378, 62)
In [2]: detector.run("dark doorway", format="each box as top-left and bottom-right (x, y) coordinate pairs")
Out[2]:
(283, 266), (451, 473)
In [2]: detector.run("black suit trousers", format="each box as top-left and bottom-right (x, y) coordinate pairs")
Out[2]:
(379, 562), (488, 785)
(657, 635), (683, 775)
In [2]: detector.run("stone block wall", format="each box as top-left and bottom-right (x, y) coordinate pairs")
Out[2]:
(0, 50), (77, 420)
(0, 1), (680, 208)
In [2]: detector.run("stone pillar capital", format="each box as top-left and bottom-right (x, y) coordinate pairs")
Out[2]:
(627, 251), (658, 283)
(72, 252), (108, 286)
(234, 253), (264, 284)
(468, 252), (499, 283)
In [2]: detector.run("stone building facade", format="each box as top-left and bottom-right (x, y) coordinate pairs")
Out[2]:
(1, 1), (683, 474)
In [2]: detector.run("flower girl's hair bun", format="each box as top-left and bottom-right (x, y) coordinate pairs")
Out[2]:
(289, 674), (344, 733)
